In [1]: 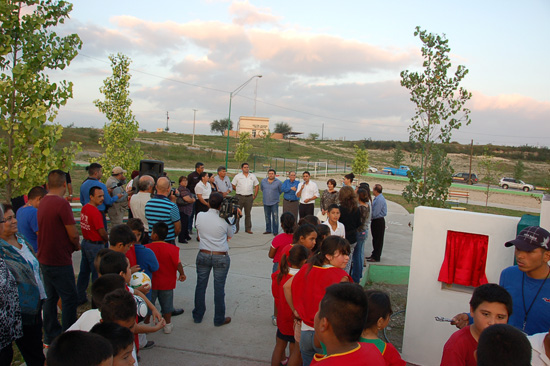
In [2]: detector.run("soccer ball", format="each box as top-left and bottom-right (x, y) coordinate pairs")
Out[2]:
(129, 272), (151, 289)
(133, 295), (148, 318)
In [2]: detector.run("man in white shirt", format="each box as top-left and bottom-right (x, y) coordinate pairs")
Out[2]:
(231, 162), (259, 234)
(296, 171), (319, 219)
(130, 175), (154, 243)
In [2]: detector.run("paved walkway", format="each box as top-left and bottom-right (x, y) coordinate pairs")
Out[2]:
(70, 200), (414, 365)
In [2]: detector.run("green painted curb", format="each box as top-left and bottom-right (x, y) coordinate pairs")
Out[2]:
(362, 264), (410, 286)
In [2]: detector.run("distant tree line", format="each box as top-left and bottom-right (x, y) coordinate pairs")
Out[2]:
(361, 139), (550, 162)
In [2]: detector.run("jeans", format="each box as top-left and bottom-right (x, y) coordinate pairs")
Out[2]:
(263, 203), (279, 235)
(152, 289), (175, 315)
(192, 251), (230, 326)
(40, 264), (78, 344)
(300, 329), (322, 366)
(76, 239), (107, 303)
(351, 230), (367, 283)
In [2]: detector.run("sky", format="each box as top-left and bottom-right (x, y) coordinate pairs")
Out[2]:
(47, 0), (550, 146)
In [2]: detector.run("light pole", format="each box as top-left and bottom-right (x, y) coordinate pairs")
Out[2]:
(225, 75), (262, 168)
(192, 109), (198, 146)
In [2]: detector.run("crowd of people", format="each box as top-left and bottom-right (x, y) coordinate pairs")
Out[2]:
(0, 162), (549, 366)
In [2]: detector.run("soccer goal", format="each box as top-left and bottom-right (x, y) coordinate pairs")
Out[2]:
(311, 161), (328, 178)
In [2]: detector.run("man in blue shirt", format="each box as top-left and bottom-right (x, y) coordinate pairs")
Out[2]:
(80, 163), (122, 230)
(281, 171), (299, 223)
(17, 186), (47, 252)
(368, 184), (387, 262)
(260, 169), (282, 236)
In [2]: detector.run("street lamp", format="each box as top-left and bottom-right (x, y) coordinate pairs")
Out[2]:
(225, 75), (263, 168)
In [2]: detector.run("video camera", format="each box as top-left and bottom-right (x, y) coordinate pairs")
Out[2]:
(219, 196), (240, 224)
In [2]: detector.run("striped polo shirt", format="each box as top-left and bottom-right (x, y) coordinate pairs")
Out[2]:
(145, 195), (181, 241)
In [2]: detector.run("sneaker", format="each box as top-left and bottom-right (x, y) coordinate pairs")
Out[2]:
(163, 323), (173, 334)
(271, 315), (277, 326)
(141, 341), (155, 350)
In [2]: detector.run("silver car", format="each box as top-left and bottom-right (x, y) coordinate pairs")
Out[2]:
(499, 177), (534, 192)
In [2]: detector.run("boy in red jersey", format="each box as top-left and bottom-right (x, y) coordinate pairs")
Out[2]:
(146, 222), (186, 334)
(311, 283), (385, 365)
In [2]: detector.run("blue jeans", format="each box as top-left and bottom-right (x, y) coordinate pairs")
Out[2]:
(76, 240), (107, 303)
(263, 203), (279, 235)
(192, 251), (230, 326)
(300, 329), (322, 366)
(351, 230), (367, 283)
(40, 264), (78, 344)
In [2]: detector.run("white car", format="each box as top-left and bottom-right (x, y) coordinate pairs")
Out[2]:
(499, 177), (534, 192)
(368, 166), (378, 173)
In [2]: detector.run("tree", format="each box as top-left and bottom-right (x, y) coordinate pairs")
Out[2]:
(392, 144), (405, 167)
(235, 132), (252, 164)
(309, 133), (319, 141)
(211, 118), (233, 135)
(400, 26), (472, 203)
(94, 53), (142, 175)
(351, 145), (369, 184)
(402, 146), (453, 207)
(0, 0), (82, 200)
(479, 148), (500, 207)
(513, 160), (525, 181)
(274, 122), (292, 135)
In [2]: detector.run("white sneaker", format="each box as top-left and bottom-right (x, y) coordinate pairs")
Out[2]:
(163, 323), (173, 334)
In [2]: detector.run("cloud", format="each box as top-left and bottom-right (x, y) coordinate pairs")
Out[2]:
(229, 1), (281, 26)
(470, 92), (550, 120)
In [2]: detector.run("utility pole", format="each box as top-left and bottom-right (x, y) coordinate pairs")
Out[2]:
(192, 109), (198, 146)
(321, 123), (324, 141)
(165, 111), (169, 132)
(468, 139), (474, 183)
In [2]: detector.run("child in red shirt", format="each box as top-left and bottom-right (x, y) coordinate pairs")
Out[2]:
(146, 222), (186, 334)
(279, 224), (318, 267)
(271, 245), (310, 366)
(311, 283), (385, 365)
(360, 290), (406, 366)
(284, 236), (352, 366)
(268, 212), (297, 273)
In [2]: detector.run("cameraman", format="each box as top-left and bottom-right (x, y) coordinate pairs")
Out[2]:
(106, 166), (129, 226)
(145, 177), (181, 244)
(192, 192), (234, 327)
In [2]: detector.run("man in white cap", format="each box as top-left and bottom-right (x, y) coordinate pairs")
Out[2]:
(452, 226), (550, 336)
(106, 166), (128, 226)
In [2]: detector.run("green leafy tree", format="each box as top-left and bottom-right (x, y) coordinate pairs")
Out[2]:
(392, 144), (405, 167)
(274, 121), (292, 135)
(351, 145), (369, 184)
(94, 53), (142, 176)
(479, 148), (500, 207)
(402, 146), (453, 207)
(309, 133), (319, 141)
(0, 0), (82, 200)
(513, 160), (525, 181)
(235, 132), (252, 164)
(400, 26), (472, 203)
(211, 118), (233, 135)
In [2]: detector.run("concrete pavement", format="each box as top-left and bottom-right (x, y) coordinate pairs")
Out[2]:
(90, 202), (413, 365)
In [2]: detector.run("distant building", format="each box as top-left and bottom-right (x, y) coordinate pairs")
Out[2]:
(156, 128), (164, 133)
(238, 116), (269, 138)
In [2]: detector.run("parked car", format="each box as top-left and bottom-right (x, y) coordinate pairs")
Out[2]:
(382, 165), (410, 176)
(452, 172), (478, 185)
(368, 166), (378, 173)
(499, 177), (534, 192)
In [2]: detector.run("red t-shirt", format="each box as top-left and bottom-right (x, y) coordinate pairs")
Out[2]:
(291, 265), (352, 327)
(145, 241), (180, 290)
(37, 194), (76, 266)
(80, 204), (105, 241)
(271, 271), (295, 336)
(271, 233), (294, 263)
(311, 343), (385, 365)
(440, 325), (477, 366)
(126, 246), (137, 268)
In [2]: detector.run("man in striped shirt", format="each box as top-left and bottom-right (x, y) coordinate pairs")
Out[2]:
(145, 177), (181, 244)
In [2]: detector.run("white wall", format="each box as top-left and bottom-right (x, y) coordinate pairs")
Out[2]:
(402, 207), (520, 366)
(541, 194), (550, 231)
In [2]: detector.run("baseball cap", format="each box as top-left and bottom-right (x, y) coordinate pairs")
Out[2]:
(505, 226), (550, 251)
(112, 166), (127, 175)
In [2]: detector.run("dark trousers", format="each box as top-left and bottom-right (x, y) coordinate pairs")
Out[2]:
(370, 217), (386, 261)
(0, 314), (45, 366)
(282, 200), (299, 223)
(178, 213), (190, 242)
(40, 264), (78, 344)
(235, 194), (253, 232)
(299, 203), (314, 220)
